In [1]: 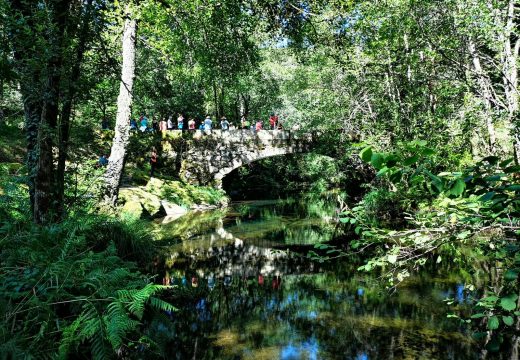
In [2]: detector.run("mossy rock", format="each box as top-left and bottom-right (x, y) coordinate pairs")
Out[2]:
(145, 177), (227, 208)
(119, 186), (162, 218)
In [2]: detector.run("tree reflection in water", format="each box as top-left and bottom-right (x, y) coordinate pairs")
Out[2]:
(146, 200), (506, 359)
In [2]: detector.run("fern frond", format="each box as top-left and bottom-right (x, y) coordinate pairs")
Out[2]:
(149, 297), (177, 313)
(91, 331), (110, 360)
(58, 314), (84, 359)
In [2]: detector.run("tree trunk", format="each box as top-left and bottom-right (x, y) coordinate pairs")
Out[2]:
(33, 0), (70, 224)
(56, 0), (93, 216)
(240, 94), (250, 117)
(501, 0), (520, 163)
(219, 86), (225, 118)
(213, 81), (219, 119)
(468, 39), (497, 153)
(104, 16), (137, 205)
(22, 87), (42, 214)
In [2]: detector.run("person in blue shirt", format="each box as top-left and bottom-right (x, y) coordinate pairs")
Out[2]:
(130, 118), (138, 131)
(97, 154), (108, 167)
(204, 115), (212, 130)
(139, 115), (148, 133)
(220, 116), (229, 131)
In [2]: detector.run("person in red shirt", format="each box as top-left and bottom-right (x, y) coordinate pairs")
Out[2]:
(269, 114), (277, 130)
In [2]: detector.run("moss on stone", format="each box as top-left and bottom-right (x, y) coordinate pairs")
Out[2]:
(145, 177), (227, 208)
(119, 178), (228, 218)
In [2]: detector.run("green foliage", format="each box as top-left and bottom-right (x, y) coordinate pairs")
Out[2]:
(338, 143), (519, 285)
(0, 179), (175, 358)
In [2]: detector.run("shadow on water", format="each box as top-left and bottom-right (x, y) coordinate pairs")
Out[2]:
(147, 200), (506, 359)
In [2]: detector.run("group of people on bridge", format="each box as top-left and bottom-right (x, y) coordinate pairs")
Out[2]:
(127, 113), (283, 134)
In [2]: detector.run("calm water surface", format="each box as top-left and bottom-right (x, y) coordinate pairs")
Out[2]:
(150, 200), (494, 360)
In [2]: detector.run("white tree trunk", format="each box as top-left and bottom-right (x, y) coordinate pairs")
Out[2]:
(468, 39), (497, 153)
(104, 16), (137, 205)
(502, 0), (520, 163)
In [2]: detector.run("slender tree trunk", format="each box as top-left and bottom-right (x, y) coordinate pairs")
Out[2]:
(239, 94), (245, 117)
(0, 76), (4, 126)
(56, 0), (93, 216)
(10, 0), (42, 215)
(501, 0), (520, 163)
(22, 87), (42, 214)
(104, 16), (137, 205)
(213, 81), (219, 119)
(240, 94), (250, 117)
(468, 39), (497, 153)
(33, 0), (70, 224)
(219, 86), (225, 118)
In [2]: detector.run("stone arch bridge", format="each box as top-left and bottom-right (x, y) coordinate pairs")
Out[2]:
(175, 130), (317, 187)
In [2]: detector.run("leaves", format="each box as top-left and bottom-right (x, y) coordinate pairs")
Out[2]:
(499, 295), (518, 311)
(504, 269), (519, 282)
(370, 153), (384, 170)
(403, 155), (419, 166)
(487, 316), (500, 330)
(360, 146), (373, 162)
(502, 316), (514, 326)
(449, 179), (466, 196)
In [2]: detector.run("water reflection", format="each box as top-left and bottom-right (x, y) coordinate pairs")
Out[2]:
(151, 200), (495, 359)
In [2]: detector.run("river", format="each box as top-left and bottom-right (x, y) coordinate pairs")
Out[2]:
(150, 199), (502, 359)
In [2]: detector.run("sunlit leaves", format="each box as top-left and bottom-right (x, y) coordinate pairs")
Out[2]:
(359, 146), (373, 162)
(499, 295), (518, 312)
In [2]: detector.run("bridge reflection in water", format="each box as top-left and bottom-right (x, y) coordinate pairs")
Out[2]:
(149, 200), (487, 360)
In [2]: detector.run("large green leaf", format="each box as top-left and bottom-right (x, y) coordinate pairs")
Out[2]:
(505, 165), (520, 174)
(421, 147), (436, 156)
(403, 155), (419, 166)
(502, 316), (514, 326)
(387, 254), (398, 264)
(370, 153), (384, 169)
(376, 167), (390, 176)
(360, 146), (373, 163)
(480, 192), (496, 201)
(505, 185), (520, 192)
(425, 171), (444, 192)
(449, 179), (466, 196)
(500, 295), (518, 311)
(487, 316), (500, 330)
(504, 269), (519, 282)
(470, 313), (486, 319)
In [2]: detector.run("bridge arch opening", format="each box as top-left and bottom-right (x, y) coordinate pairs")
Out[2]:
(221, 153), (342, 201)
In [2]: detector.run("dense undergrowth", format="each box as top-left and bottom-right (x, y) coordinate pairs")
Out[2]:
(0, 168), (179, 359)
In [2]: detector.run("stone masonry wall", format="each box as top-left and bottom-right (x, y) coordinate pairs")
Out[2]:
(178, 130), (312, 187)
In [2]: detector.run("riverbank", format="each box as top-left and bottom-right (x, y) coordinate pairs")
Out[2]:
(119, 177), (229, 219)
